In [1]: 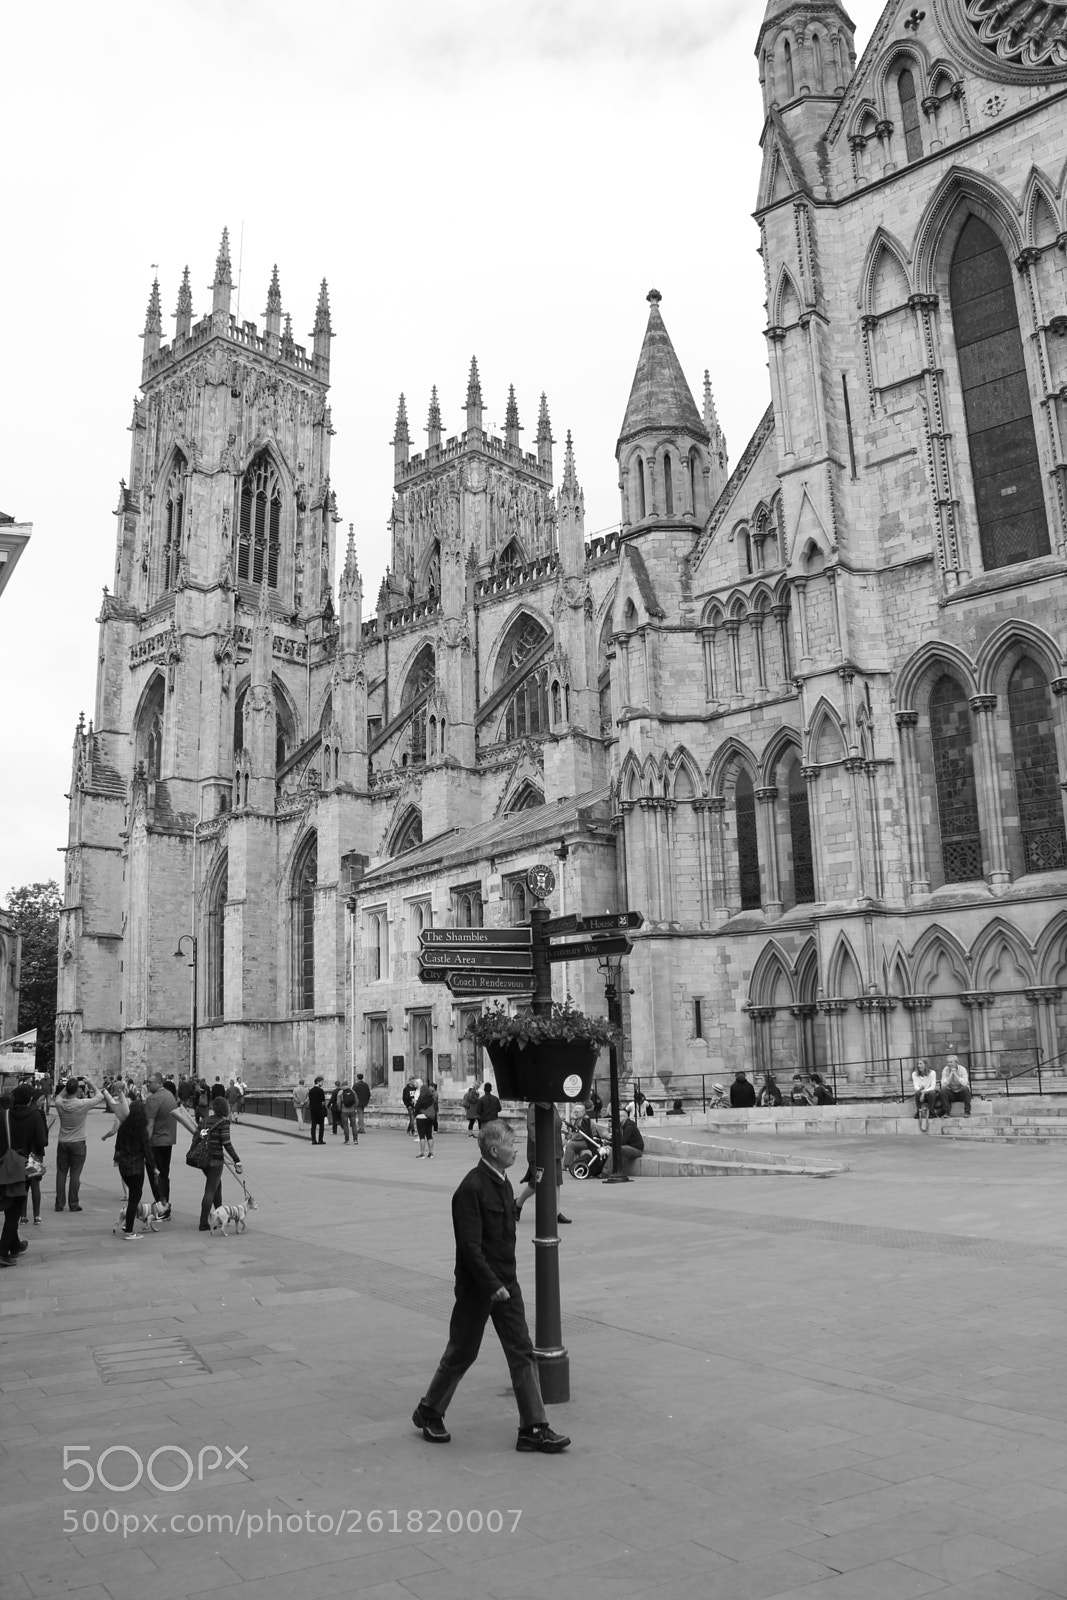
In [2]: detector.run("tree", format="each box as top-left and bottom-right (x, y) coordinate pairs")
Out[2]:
(5, 880), (61, 1074)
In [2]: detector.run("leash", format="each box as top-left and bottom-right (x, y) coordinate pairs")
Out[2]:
(223, 1153), (259, 1209)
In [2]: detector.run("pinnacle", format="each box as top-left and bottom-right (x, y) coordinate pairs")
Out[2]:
(174, 266), (193, 319)
(618, 289), (708, 451)
(282, 312), (294, 349)
(466, 356), (483, 407)
(341, 523), (361, 591)
(562, 429), (580, 494)
(143, 278), (162, 336)
(427, 385), (442, 429)
(505, 384), (520, 430)
(394, 393), (410, 443)
(213, 227), (233, 288)
(537, 392), (552, 437)
(314, 279), (332, 336)
(703, 369), (720, 430)
(265, 264), (283, 315)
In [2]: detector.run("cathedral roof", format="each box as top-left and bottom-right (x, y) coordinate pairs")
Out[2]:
(617, 290), (708, 453)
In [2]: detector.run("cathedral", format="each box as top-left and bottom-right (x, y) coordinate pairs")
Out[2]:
(57, 0), (1067, 1101)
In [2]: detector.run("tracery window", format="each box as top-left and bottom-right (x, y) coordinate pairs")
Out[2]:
(426, 542), (441, 601)
(504, 669), (549, 740)
(392, 808), (423, 855)
(237, 455), (282, 589)
(930, 675), (983, 881)
(402, 645), (435, 766)
(206, 859), (227, 1021)
(1007, 657), (1066, 872)
(788, 764), (816, 903)
(293, 835), (317, 1011)
(950, 216), (1048, 571)
(367, 1014), (388, 1087)
(368, 909), (389, 981)
(736, 771), (761, 909)
(157, 457), (185, 596)
(451, 884), (484, 928)
(898, 69), (923, 160)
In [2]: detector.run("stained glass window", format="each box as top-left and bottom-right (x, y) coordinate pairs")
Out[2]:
(1008, 656), (1066, 872)
(736, 771), (761, 909)
(237, 456), (282, 588)
(930, 675), (983, 881)
(293, 836), (316, 1010)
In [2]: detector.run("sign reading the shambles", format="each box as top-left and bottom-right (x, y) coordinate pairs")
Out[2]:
(420, 928), (533, 948)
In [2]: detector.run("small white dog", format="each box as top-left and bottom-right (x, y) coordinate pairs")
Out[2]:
(208, 1204), (247, 1236)
(114, 1199), (168, 1234)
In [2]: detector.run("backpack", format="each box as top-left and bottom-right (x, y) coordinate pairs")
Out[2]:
(341, 1086), (357, 1110)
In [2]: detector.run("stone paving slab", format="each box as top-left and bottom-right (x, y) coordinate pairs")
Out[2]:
(2, 1121), (1067, 1598)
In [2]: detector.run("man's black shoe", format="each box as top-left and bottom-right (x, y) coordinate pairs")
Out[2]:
(70, 1205), (83, 1212)
(412, 1404), (450, 1443)
(557, 1214), (572, 1224)
(516, 1424), (571, 1453)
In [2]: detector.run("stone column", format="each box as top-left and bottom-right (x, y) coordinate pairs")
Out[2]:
(959, 991), (995, 1078)
(801, 765), (823, 902)
(969, 694), (1010, 886)
(771, 602), (793, 691)
(794, 579), (812, 668)
(707, 797), (729, 911)
(895, 710), (929, 894)
(817, 998), (849, 1084)
(700, 626), (717, 702)
(725, 619), (743, 701)
(755, 786), (782, 915)
(1023, 986), (1061, 1080)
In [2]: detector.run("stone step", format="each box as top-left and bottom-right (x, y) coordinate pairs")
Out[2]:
(643, 1135), (847, 1173)
(633, 1154), (841, 1179)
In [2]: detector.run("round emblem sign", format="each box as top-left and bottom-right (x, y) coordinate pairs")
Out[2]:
(526, 863), (556, 901)
(562, 1073), (584, 1100)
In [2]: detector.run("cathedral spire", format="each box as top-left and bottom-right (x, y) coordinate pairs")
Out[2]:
(505, 383), (521, 454)
(562, 429), (579, 496)
(173, 267), (193, 341)
(465, 356), (483, 436)
(312, 279), (332, 372)
(536, 392), (554, 477)
(617, 289), (708, 453)
(264, 264), (283, 344)
(427, 385), (443, 452)
(393, 393), (410, 469)
(212, 227), (233, 317)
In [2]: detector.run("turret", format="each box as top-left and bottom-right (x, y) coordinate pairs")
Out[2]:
(312, 279), (332, 375)
(263, 264), (283, 355)
(211, 227), (233, 320)
(616, 290), (711, 529)
(426, 386), (442, 454)
(142, 278), (162, 365)
(393, 394), (410, 471)
(558, 431), (586, 576)
(174, 267), (193, 342)
(536, 392), (554, 478)
(505, 384), (521, 456)
(465, 356), (483, 439)
(756, 0), (856, 138)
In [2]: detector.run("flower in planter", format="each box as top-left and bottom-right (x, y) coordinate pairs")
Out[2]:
(465, 1000), (618, 1052)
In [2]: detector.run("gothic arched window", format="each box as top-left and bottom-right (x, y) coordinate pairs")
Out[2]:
(1007, 656), (1066, 873)
(237, 455), (282, 589)
(636, 457), (646, 520)
(930, 675), (983, 881)
(898, 69), (922, 160)
(787, 761), (816, 904)
(402, 643), (435, 765)
(736, 771), (761, 909)
(206, 858), (227, 1021)
(135, 675), (166, 780)
(292, 834), (316, 1011)
(392, 808), (423, 855)
(452, 885), (484, 927)
(426, 541), (441, 601)
(783, 39), (795, 97)
(950, 216), (1048, 571)
(811, 31), (824, 89)
(504, 669), (549, 740)
(663, 451), (674, 516)
(157, 456), (185, 597)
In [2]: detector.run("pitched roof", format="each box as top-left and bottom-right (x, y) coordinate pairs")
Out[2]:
(617, 291), (708, 452)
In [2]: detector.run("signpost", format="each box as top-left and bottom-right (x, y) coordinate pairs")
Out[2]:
(446, 972), (534, 997)
(420, 928), (532, 948)
(546, 936), (633, 963)
(420, 949), (532, 970)
(542, 911), (644, 936)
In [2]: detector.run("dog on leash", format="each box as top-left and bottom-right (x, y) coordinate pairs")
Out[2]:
(114, 1200), (169, 1234)
(208, 1203), (247, 1236)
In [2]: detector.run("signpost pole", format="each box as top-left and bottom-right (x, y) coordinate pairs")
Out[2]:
(599, 955), (629, 1184)
(529, 897), (569, 1404)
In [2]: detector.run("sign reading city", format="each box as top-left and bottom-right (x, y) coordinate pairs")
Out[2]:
(446, 972), (534, 996)
(546, 935), (634, 963)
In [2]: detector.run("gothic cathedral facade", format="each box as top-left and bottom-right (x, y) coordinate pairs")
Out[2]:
(59, 0), (1067, 1097)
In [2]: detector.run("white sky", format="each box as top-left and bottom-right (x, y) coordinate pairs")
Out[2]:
(0, 0), (881, 901)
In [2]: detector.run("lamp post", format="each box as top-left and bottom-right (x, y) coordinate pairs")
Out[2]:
(598, 953), (629, 1184)
(174, 934), (198, 1083)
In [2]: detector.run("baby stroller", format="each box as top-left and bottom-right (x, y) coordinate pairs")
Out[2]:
(570, 1125), (612, 1180)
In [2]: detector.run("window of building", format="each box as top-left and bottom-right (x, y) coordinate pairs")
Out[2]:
(898, 69), (922, 161)
(135, 676), (166, 780)
(1007, 656), (1067, 873)
(392, 808), (423, 855)
(788, 763), (816, 903)
(930, 675), (983, 881)
(157, 456), (184, 596)
(451, 884), (484, 928)
(402, 644), (435, 766)
(693, 998), (703, 1038)
(292, 834), (316, 1010)
(367, 908), (389, 981)
(736, 771), (761, 909)
(237, 455), (282, 589)
(504, 875), (529, 923)
(367, 1014), (388, 1088)
(950, 216), (1049, 571)
(504, 669), (549, 740)
(426, 542), (441, 601)
(409, 1009), (433, 1081)
(663, 451), (674, 515)
(636, 456), (646, 519)
(409, 900), (432, 950)
(457, 1006), (482, 1082)
(783, 38), (795, 97)
(206, 858), (227, 1021)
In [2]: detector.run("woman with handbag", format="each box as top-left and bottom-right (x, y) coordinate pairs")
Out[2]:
(413, 1080), (437, 1160)
(112, 1101), (158, 1241)
(187, 1096), (243, 1230)
(10, 1084), (48, 1228)
(0, 1093), (30, 1263)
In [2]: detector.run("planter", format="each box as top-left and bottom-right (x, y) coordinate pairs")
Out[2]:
(485, 1040), (600, 1103)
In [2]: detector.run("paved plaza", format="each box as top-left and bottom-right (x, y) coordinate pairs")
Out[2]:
(2, 1115), (1067, 1599)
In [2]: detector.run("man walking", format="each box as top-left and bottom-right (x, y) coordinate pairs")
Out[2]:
(476, 1081), (501, 1127)
(354, 1072), (371, 1135)
(412, 1120), (570, 1454)
(144, 1072), (179, 1212)
(292, 1078), (310, 1133)
(308, 1076), (327, 1145)
(54, 1077), (108, 1211)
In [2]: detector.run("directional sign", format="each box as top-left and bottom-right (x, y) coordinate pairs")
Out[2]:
(418, 967), (450, 984)
(446, 972), (535, 996)
(547, 936), (634, 962)
(542, 913), (581, 936)
(543, 910), (644, 936)
(419, 949), (532, 971)
(420, 927), (532, 948)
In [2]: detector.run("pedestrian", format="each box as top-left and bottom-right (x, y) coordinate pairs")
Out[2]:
(462, 1082), (480, 1137)
(10, 1084), (48, 1228)
(113, 1101), (159, 1241)
(414, 1080), (437, 1159)
(354, 1072), (371, 1134)
(328, 1080), (342, 1136)
(0, 1094), (29, 1265)
(292, 1078), (310, 1133)
(308, 1076), (327, 1145)
(338, 1080), (359, 1143)
(514, 1101), (570, 1223)
(402, 1078), (418, 1136)
(143, 1071), (179, 1212)
(189, 1096), (243, 1232)
(195, 1078), (211, 1126)
(226, 1078), (244, 1123)
(54, 1076), (109, 1212)
(411, 1119), (570, 1454)
(758, 1072), (783, 1107)
(476, 1081), (501, 1127)
(730, 1070), (757, 1108)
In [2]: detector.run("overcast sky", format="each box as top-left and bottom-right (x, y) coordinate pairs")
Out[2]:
(0, 0), (881, 903)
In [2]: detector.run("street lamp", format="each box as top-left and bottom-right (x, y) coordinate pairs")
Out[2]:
(597, 952), (629, 1184)
(174, 934), (198, 1082)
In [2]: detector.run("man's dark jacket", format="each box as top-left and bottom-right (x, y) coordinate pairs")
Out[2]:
(354, 1079), (371, 1109)
(452, 1162), (518, 1299)
(308, 1083), (327, 1116)
(476, 1091), (501, 1125)
(730, 1078), (757, 1107)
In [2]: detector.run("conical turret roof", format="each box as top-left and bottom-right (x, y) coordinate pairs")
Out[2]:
(617, 290), (707, 451)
